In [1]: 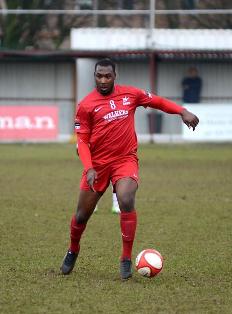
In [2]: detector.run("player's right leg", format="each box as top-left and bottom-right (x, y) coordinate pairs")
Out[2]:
(61, 190), (102, 275)
(116, 178), (138, 280)
(111, 157), (139, 279)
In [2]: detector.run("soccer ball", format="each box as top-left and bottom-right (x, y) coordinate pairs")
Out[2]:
(135, 249), (163, 278)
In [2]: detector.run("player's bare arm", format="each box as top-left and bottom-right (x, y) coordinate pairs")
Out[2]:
(77, 133), (98, 191)
(76, 134), (97, 192)
(180, 109), (199, 131)
(86, 168), (97, 192)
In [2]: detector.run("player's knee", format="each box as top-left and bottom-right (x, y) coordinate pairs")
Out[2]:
(75, 209), (89, 224)
(118, 194), (135, 212)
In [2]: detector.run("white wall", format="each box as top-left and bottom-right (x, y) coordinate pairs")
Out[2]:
(76, 58), (97, 102)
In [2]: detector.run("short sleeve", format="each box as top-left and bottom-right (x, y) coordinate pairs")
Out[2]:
(74, 103), (91, 134)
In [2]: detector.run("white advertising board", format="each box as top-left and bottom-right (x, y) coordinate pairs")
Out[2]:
(182, 105), (232, 142)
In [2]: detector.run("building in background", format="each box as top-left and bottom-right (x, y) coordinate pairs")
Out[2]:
(0, 53), (76, 142)
(1, 3), (232, 142)
(71, 28), (232, 142)
(1, 27), (232, 142)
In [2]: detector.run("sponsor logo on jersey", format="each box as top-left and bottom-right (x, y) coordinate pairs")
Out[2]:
(122, 96), (131, 105)
(103, 110), (128, 122)
(94, 107), (102, 112)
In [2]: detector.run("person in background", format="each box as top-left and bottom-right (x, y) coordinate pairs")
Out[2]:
(182, 66), (202, 104)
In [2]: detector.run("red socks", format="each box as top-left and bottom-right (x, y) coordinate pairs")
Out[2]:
(69, 211), (137, 260)
(120, 210), (137, 260)
(69, 215), (86, 253)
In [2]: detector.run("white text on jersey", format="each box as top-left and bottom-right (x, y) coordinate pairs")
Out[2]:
(104, 110), (128, 122)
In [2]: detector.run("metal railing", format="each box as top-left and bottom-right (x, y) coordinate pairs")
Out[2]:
(1, 8), (232, 30)
(1, 9), (232, 15)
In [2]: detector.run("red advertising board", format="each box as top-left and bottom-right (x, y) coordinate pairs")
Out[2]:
(0, 106), (58, 140)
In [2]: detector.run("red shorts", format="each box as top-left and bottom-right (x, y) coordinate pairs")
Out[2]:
(80, 156), (139, 192)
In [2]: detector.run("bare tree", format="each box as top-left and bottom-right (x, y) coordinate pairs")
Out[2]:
(1, 0), (94, 49)
(156, 0), (232, 29)
(1, 0), (231, 49)
(191, 0), (232, 29)
(156, 0), (181, 28)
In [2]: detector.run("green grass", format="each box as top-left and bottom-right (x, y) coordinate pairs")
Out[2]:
(0, 143), (232, 314)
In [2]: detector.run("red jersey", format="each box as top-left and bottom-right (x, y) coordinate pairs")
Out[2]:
(75, 85), (183, 166)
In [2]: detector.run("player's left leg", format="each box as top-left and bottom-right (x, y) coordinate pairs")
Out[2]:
(115, 177), (138, 279)
(61, 165), (110, 275)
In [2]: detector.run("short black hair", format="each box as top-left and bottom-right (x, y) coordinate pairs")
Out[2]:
(95, 58), (116, 73)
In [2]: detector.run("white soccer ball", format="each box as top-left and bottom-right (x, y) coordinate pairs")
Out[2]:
(135, 249), (163, 278)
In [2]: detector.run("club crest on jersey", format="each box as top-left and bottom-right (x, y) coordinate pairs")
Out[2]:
(122, 96), (131, 105)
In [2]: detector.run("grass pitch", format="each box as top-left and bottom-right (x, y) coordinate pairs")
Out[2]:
(0, 143), (231, 314)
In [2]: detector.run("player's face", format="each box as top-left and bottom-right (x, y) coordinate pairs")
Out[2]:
(94, 65), (116, 95)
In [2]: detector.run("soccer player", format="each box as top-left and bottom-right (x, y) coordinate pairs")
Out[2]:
(61, 58), (199, 279)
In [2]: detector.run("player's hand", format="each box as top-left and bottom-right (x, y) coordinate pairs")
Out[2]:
(181, 109), (199, 131)
(86, 168), (98, 192)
